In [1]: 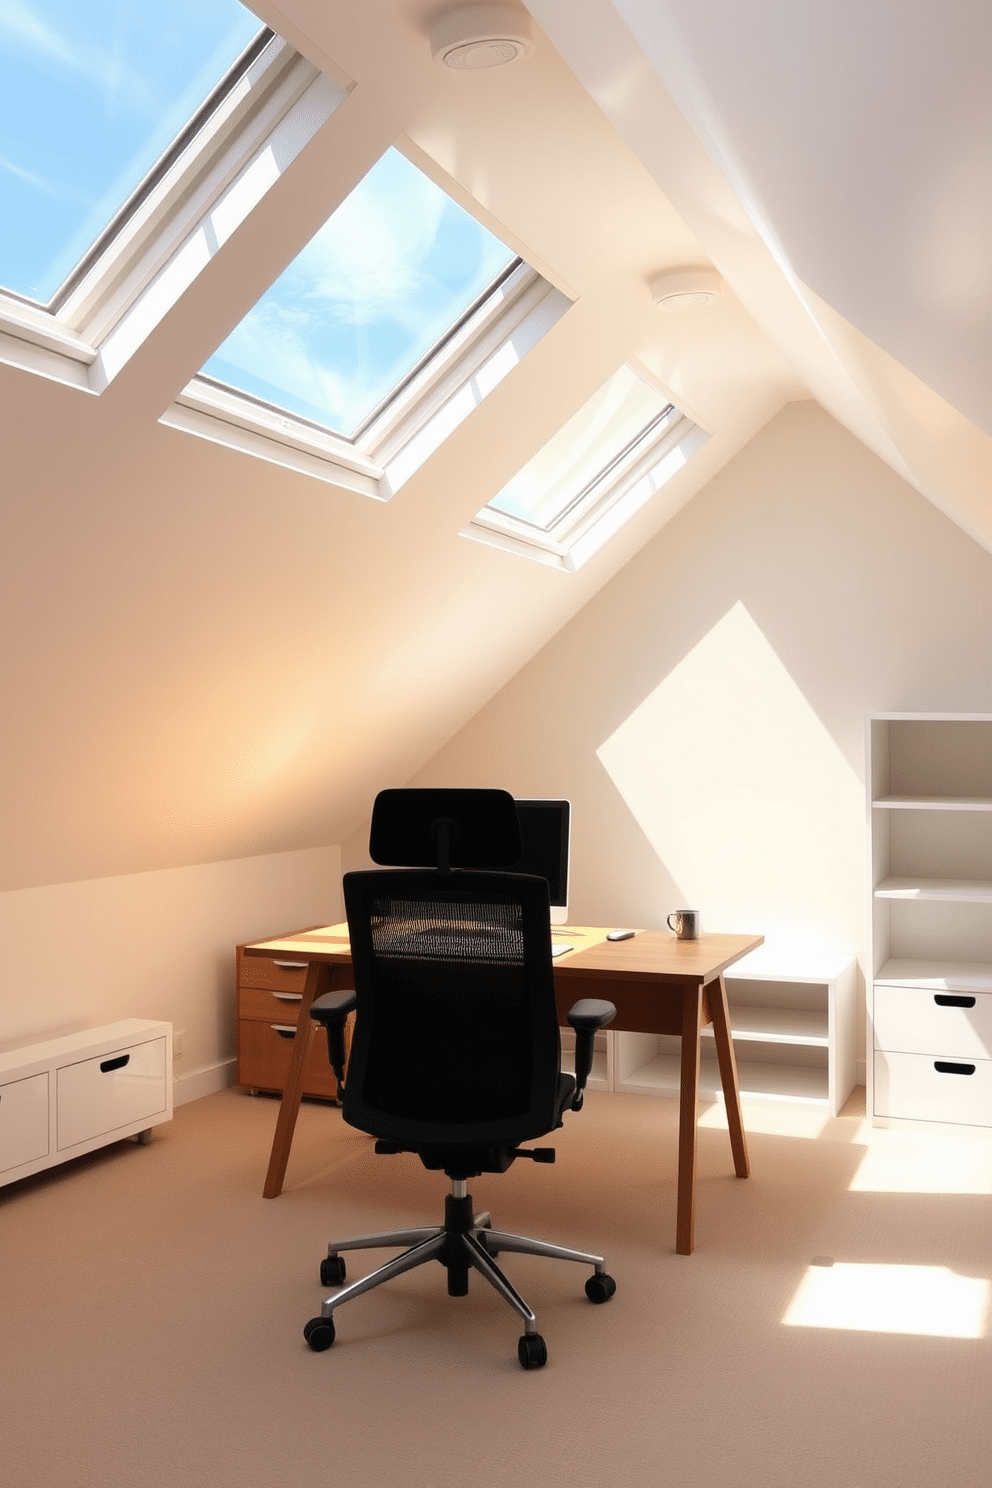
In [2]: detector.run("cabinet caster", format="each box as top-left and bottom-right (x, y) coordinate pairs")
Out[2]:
(320, 1255), (347, 1287)
(585, 1272), (617, 1303)
(517, 1333), (547, 1370)
(304, 1316), (335, 1351)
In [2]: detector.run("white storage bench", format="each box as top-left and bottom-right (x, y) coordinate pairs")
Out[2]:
(0, 1020), (173, 1188)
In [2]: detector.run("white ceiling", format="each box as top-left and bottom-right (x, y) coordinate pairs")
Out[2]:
(2, 0), (989, 890)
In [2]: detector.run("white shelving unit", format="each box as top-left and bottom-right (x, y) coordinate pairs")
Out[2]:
(611, 948), (858, 1113)
(867, 714), (992, 1130)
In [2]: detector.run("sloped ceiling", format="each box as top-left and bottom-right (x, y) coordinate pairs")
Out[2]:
(1, 0), (988, 891)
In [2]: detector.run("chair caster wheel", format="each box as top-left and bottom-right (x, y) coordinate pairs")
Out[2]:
(304, 1316), (335, 1351)
(517, 1333), (548, 1370)
(320, 1255), (347, 1286)
(585, 1272), (617, 1304)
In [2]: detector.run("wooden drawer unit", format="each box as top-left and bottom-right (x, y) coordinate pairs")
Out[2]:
(235, 944), (349, 1101)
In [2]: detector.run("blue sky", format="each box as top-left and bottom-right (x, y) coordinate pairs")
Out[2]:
(1, 2), (516, 441)
(0, 0), (260, 301)
(200, 147), (516, 437)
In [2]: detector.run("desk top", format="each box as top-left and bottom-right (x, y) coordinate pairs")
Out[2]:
(245, 923), (762, 985)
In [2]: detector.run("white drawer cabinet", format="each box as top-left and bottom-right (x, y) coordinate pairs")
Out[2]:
(56, 1036), (168, 1150)
(0, 1072), (50, 1176)
(873, 984), (992, 1061)
(0, 1020), (172, 1188)
(867, 714), (992, 1130)
(874, 1050), (992, 1127)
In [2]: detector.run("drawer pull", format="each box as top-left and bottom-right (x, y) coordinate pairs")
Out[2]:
(272, 992), (303, 1003)
(933, 1061), (976, 1076)
(100, 1054), (130, 1074)
(273, 960), (308, 971)
(270, 1025), (297, 1040)
(934, 994), (977, 1009)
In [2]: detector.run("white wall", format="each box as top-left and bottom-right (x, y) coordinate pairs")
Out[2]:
(367, 402), (992, 1059)
(0, 845), (341, 1103)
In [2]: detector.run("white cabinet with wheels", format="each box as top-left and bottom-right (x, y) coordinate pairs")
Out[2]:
(0, 1020), (172, 1187)
(867, 714), (992, 1130)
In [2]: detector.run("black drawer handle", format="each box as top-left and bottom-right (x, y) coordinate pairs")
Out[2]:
(934, 1061), (976, 1076)
(100, 1054), (130, 1073)
(934, 994), (977, 1009)
(270, 1024), (297, 1040)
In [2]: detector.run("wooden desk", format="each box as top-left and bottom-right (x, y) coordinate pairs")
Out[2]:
(244, 924), (762, 1254)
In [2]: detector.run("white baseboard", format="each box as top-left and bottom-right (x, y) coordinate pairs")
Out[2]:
(173, 1058), (236, 1107)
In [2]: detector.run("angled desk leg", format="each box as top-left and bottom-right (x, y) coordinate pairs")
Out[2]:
(708, 973), (751, 1179)
(676, 984), (703, 1255)
(263, 959), (325, 1199)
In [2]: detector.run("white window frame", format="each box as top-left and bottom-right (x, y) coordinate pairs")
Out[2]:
(0, 33), (349, 395)
(462, 383), (709, 571)
(163, 253), (571, 497)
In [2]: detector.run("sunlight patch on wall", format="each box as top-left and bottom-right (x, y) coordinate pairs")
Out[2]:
(783, 1262), (989, 1338)
(596, 602), (862, 952)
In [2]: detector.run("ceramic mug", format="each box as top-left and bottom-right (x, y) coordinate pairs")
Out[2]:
(667, 909), (700, 940)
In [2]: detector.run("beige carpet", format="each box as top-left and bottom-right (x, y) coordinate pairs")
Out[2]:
(3, 1085), (992, 1487)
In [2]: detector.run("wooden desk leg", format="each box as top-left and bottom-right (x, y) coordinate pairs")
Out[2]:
(262, 960), (325, 1199)
(676, 985), (703, 1255)
(708, 973), (751, 1179)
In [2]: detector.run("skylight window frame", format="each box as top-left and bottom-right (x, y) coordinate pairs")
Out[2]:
(463, 369), (709, 571)
(0, 29), (348, 393)
(167, 229), (570, 498)
(42, 27), (278, 319)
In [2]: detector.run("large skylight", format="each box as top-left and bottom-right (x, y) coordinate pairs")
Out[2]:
(465, 364), (708, 570)
(0, 0), (263, 306)
(198, 147), (518, 438)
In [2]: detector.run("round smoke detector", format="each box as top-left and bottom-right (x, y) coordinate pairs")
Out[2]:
(430, 5), (535, 70)
(649, 267), (723, 307)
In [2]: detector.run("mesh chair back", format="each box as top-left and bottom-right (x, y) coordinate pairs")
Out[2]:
(342, 868), (562, 1149)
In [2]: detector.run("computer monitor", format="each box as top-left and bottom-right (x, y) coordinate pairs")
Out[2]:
(513, 798), (570, 924)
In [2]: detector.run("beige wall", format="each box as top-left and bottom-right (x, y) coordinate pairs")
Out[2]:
(359, 402), (992, 1050)
(0, 845), (341, 1102)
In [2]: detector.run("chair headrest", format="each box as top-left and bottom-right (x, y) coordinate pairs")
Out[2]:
(369, 789), (522, 871)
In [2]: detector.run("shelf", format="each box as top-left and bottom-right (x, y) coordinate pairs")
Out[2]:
(701, 1005), (828, 1046)
(875, 959), (992, 994)
(874, 796), (992, 811)
(618, 1051), (829, 1105)
(875, 877), (992, 903)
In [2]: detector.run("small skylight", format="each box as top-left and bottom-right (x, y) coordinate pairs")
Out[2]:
(0, 0), (264, 306)
(464, 364), (708, 570)
(198, 147), (518, 439)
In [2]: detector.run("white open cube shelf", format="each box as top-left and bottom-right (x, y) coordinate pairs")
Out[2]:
(562, 951), (857, 1113)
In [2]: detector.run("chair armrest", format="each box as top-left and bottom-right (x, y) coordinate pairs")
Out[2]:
(310, 989), (357, 1098)
(566, 998), (616, 1108)
(309, 989), (357, 1024)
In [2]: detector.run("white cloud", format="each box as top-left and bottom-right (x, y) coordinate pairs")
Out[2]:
(0, 0), (155, 114)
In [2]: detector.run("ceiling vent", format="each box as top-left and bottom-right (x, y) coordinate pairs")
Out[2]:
(649, 267), (722, 308)
(430, 5), (535, 70)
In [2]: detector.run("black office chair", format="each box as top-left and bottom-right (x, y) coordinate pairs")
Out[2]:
(304, 788), (616, 1369)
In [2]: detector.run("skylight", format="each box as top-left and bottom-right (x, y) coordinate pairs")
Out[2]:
(0, 0), (263, 306)
(198, 147), (518, 439)
(465, 364), (708, 570)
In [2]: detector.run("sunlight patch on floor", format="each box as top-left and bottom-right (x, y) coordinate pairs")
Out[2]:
(849, 1128), (992, 1194)
(783, 1262), (989, 1338)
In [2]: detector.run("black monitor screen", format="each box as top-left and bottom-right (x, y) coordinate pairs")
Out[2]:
(514, 798), (570, 915)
